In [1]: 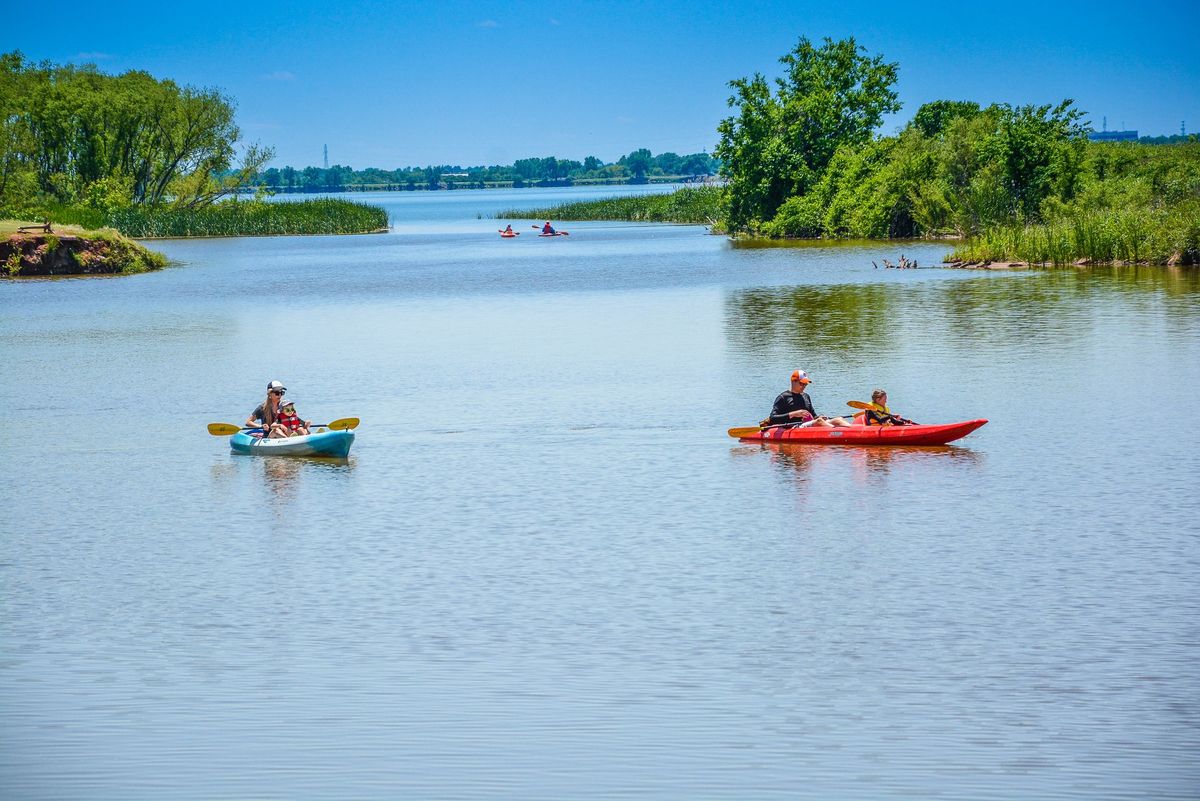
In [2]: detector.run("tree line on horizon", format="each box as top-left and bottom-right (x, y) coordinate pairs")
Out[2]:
(254, 150), (720, 192)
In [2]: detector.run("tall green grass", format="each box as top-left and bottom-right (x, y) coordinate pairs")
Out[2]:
(498, 186), (723, 224)
(47, 199), (388, 238)
(948, 201), (1200, 265)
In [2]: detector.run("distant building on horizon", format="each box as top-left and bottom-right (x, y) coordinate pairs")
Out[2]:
(1089, 130), (1138, 142)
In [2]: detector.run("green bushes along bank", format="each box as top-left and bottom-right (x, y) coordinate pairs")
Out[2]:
(711, 37), (1200, 264)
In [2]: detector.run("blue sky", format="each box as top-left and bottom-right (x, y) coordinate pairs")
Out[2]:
(5, 0), (1197, 169)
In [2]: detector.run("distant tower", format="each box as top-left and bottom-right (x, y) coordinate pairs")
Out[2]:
(1102, 116), (1107, 132)
(323, 145), (329, 170)
(1183, 121), (1187, 137)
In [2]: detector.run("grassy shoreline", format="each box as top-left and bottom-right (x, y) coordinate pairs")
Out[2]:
(497, 186), (722, 225)
(36, 198), (389, 239)
(2, 221), (168, 277)
(945, 204), (1200, 266)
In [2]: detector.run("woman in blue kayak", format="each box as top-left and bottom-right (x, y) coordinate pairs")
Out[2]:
(245, 380), (287, 438)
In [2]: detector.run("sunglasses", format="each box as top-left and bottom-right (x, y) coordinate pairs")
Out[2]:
(271, 390), (285, 396)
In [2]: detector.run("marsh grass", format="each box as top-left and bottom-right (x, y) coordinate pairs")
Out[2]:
(498, 186), (722, 224)
(46, 199), (388, 238)
(948, 203), (1200, 265)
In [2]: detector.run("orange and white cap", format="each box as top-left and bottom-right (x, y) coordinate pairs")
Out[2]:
(790, 369), (812, 383)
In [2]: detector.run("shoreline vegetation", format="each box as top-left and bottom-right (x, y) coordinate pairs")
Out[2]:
(704, 37), (1199, 266)
(4, 46), (1197, 267)
(497, 186), (723, 225)
(1, 221), (167, 277)
(50, 198), (389, 239)
(0, 53), (389, 246)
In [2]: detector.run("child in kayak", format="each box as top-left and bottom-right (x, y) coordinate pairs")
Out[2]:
(862, 389), (915, 426)
(272, 399), (311, 437)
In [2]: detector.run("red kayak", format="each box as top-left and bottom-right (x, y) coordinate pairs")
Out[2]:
(740, 419), (987, 446)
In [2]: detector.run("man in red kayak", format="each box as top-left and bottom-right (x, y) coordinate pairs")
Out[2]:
(767, 370), (851, 428)
(542, 220), (557, 235)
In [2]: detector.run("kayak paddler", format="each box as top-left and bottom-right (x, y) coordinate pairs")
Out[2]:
(768, 370), (851, 428)
(541, 220), (557, 235)
(246, 380), (288, 438)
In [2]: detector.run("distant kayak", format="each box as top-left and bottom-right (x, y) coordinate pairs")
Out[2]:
(738, 419), (987, 446)
(538, 232), (569, 237)
(499, 231), (519, 238)
(230, 429), (355, 457)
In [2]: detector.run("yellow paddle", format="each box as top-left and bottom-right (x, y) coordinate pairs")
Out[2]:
(206, 417), (360, 436)
(727, 425), (766, 438)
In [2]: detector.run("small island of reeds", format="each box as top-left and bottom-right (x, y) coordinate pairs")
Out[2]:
(50, 198), (390, 239)
(1, 221), (167, 277)
(497, 186), (722, 225)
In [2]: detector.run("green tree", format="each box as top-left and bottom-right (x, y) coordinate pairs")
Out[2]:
(988, 100), (1087, 219)
(622, 148), (653, 180)
(0, 51), (272, 212)
(909, 100), (982, 138)
(715, 36), (900, 232)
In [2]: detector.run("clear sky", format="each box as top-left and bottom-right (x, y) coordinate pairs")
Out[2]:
(5, 0), (1198, 169)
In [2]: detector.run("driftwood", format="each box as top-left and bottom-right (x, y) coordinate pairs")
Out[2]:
(875, 253), (918, 269)
(17, 221), (53, 234)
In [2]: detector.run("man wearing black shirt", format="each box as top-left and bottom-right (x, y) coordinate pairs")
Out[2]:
(768, 369), (851, 427)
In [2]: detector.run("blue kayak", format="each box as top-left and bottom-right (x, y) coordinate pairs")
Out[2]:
(230, 429), (354, 458)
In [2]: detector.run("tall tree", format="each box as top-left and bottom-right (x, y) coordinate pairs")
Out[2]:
(715, 36), (900, 231)
(0, 51), (272, 211)
(622, 148), (653, 179)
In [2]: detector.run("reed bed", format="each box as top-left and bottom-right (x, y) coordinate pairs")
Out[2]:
(948, 203), (1200, 265)
(48, 199), (388, 238)
(108, 199), (389, 238)
(498, 186), (723, 224)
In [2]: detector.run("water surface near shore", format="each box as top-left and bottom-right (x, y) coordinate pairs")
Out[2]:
(2, 187), (1198, 800)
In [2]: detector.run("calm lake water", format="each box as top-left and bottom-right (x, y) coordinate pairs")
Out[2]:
(2, 186), (1198, 800)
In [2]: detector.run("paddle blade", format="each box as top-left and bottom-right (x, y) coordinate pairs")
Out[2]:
(727, 426), (763, 438)
(207, 423), (241, 436)
(326, 417), (360, 431)
(847, 400), (881, 411)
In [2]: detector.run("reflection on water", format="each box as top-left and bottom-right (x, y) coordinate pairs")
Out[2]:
(735, 443), (985, 506)
(757, 442), (983, 474)
(3, 200), (1199, 800)
(725, 283), (898, 363)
